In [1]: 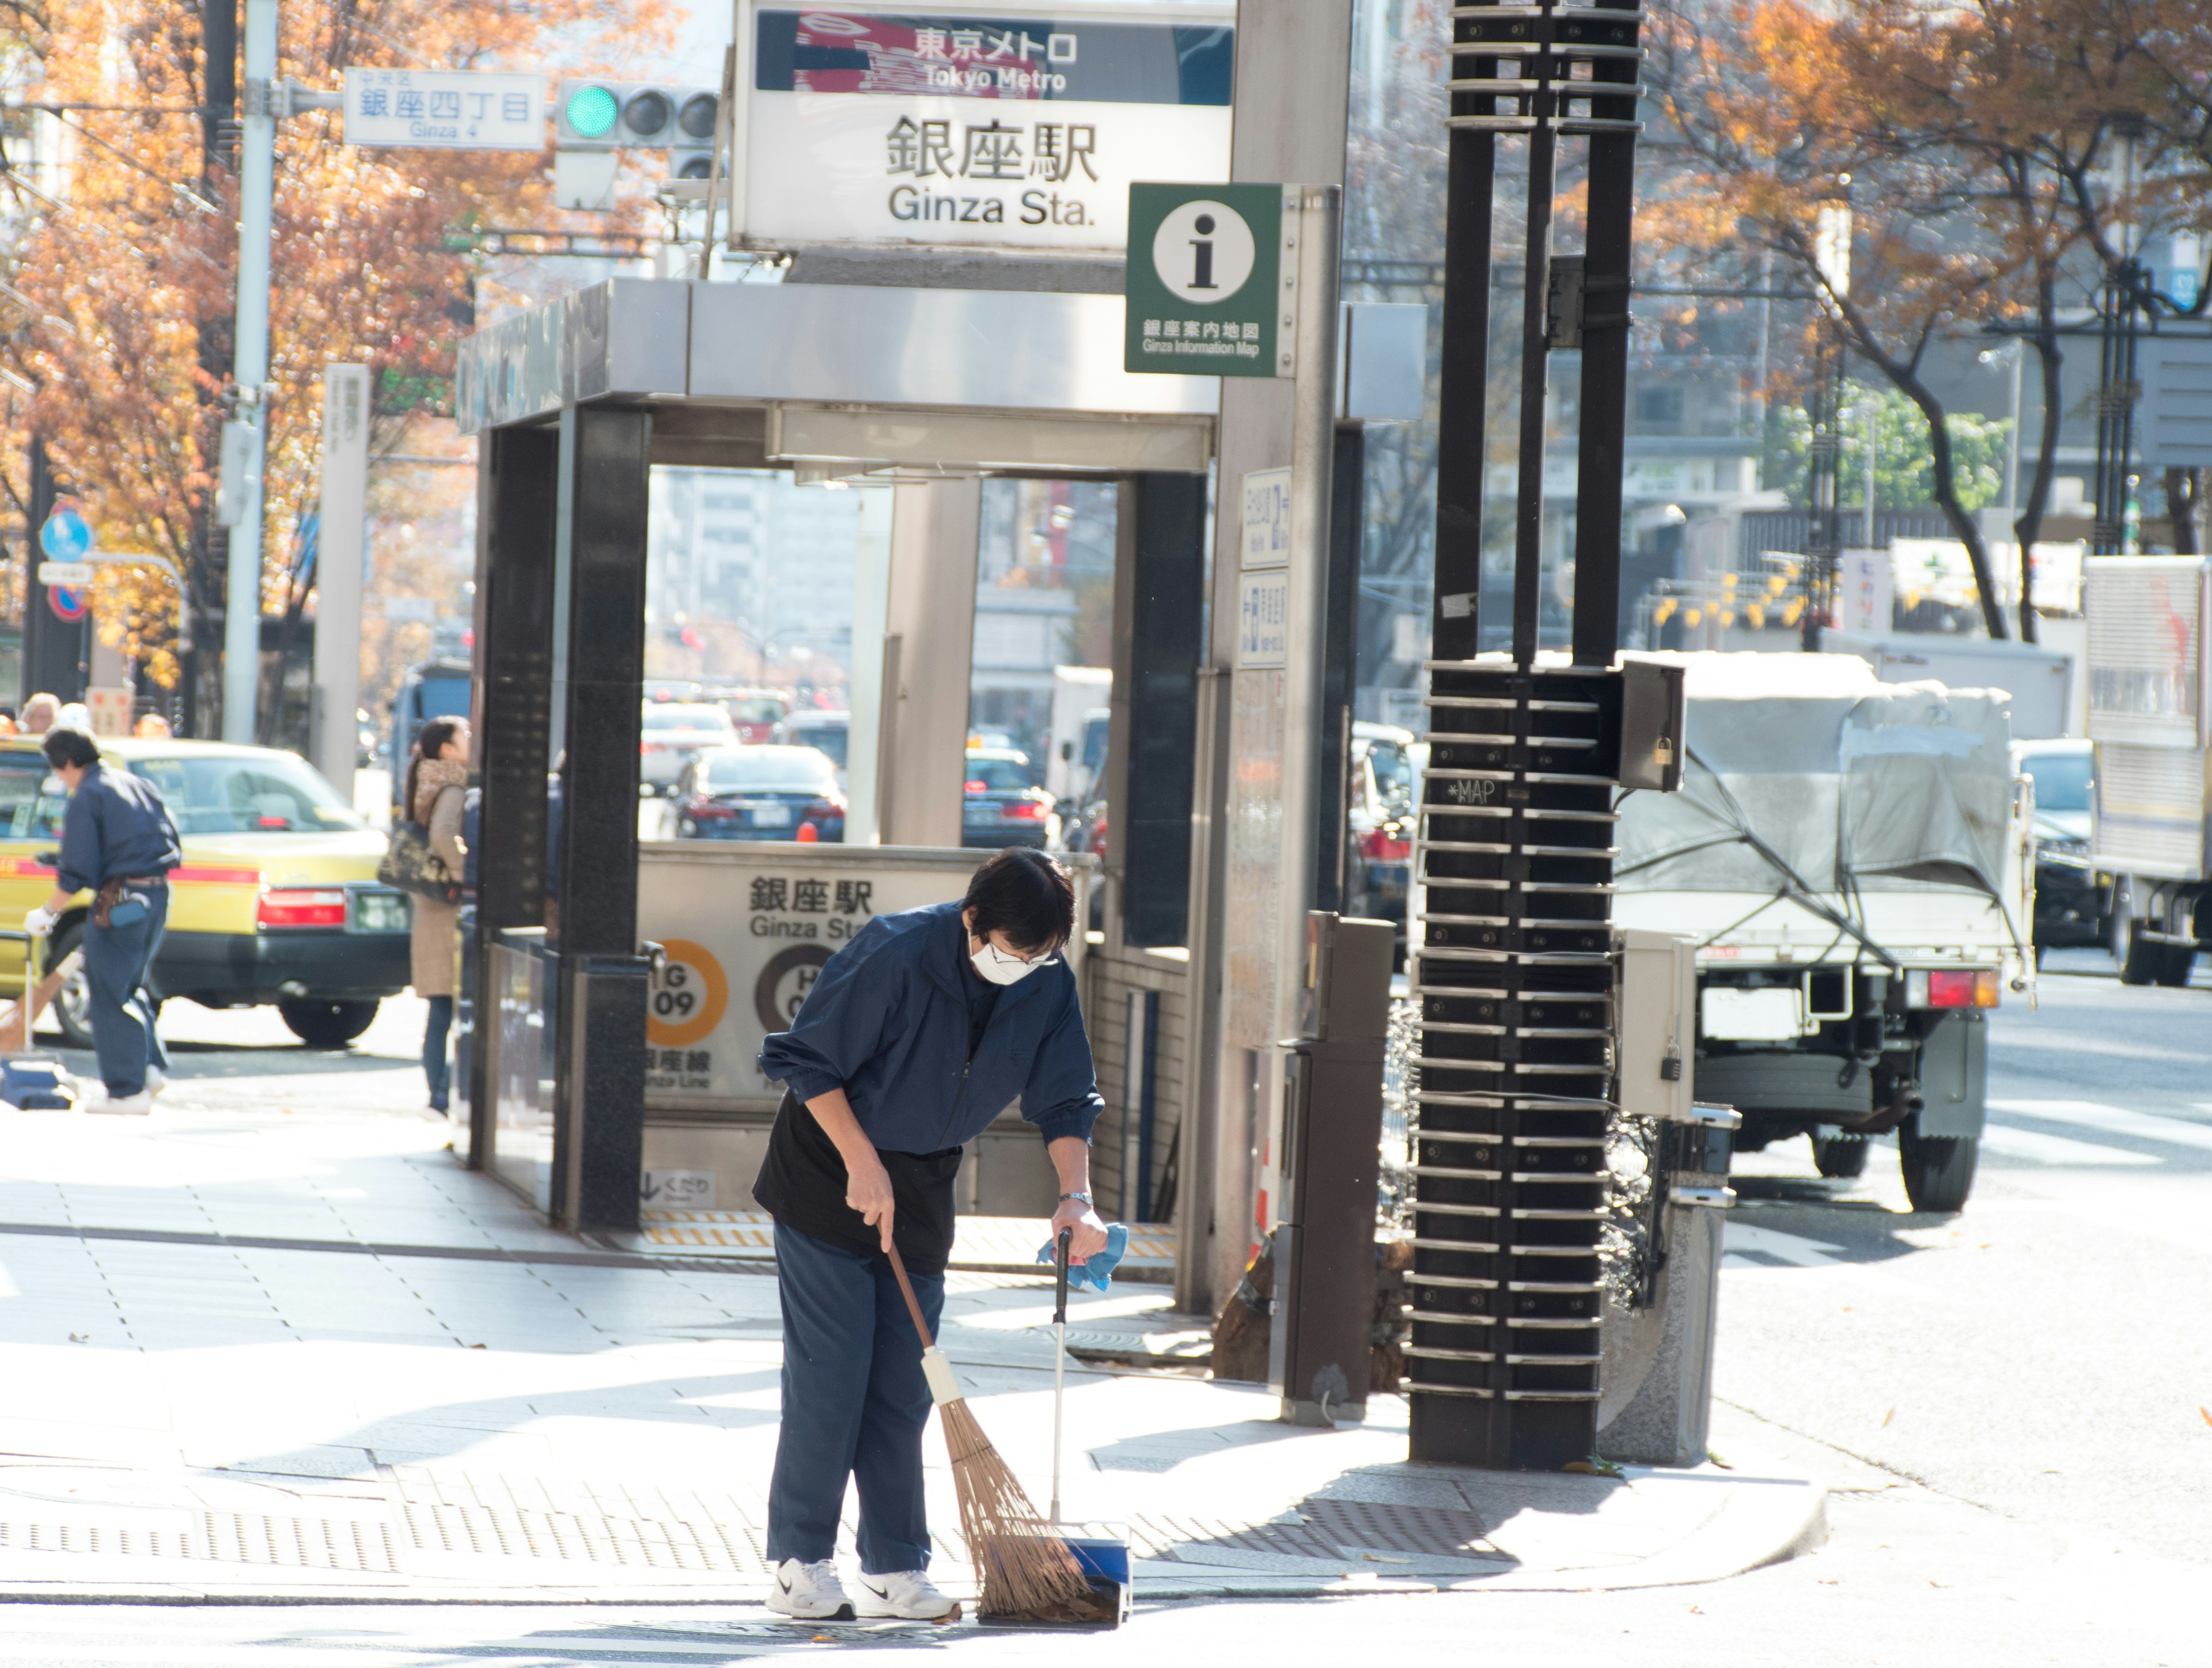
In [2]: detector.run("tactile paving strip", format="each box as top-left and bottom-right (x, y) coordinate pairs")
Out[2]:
(0, 1511), (400, 1572)
(639, 1210), (1176, 1273)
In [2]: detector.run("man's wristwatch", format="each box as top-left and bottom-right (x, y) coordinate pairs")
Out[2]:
(1057, 1191), (1093, 1208)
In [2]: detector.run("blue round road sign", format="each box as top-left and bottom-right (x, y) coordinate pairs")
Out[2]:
(39, 506), (92, 563)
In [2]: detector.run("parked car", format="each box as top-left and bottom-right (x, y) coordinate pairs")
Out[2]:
(962, 748), (1057, 850)
(675, 745), (845, 841)
(2014, 737), (2104, 956)
(0, 738), (411, 1051)
(775, 710), (850, 787)
(711, 687), (789, 744)
(640, 702), (738, 795)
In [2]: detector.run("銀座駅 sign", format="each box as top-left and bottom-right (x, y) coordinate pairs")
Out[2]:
(736, 0), (1234, 254)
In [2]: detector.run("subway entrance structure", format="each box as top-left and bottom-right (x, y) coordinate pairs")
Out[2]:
(453, 276), (1225, 1230)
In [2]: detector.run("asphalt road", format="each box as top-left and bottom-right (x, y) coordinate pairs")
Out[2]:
(1, 953), (2202, 1665)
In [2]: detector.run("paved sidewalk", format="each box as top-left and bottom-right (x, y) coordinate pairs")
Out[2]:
(0, 1068), (1824, 1608)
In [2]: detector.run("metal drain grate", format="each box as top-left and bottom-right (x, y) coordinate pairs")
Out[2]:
(1128, 1496), (1495, 1567)
(0, 1511), (400, 1572)
(1295, 1498), (1491, 1558)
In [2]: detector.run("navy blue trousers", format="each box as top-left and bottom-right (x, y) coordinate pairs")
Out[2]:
(84, 886), (169, 1096)
(766, 1221), (946, 1575)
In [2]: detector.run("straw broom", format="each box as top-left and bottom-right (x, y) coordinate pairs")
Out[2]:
(886, 1244), (1100, 1620)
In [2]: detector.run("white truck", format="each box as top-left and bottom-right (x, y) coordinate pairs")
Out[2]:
(1046, 665), (1112, 806)
(1613, 652), (2035, 1212)
(2082, 556), (2212, 985)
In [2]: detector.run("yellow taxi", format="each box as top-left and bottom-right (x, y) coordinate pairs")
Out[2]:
(0, 737), (414, 1048)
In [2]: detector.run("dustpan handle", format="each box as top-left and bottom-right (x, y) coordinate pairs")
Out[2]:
(885, 1243), (937, 1351)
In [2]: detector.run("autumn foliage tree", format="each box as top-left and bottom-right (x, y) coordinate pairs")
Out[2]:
(0, 0), (671, 726)
(1651, 0), (2203, 639)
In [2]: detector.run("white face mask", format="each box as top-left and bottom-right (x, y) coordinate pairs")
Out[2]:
(971, 939), (1054, 987)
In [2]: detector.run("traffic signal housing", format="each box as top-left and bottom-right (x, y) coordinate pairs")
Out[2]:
(556, 81), (718, 149)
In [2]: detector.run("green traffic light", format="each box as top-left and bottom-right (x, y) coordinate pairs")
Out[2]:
(565, 85), (619, 139)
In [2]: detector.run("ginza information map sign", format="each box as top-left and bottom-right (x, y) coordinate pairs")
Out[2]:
(1124, 181), (1288, 377)
(741, 1), (1234, 252)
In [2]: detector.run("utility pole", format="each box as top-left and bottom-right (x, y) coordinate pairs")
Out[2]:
(224, 0), (276, 743)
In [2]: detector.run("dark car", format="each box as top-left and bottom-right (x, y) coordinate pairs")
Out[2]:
(961, 749), (1056, 850)
(2014, 738), (2104, 954)
(675, 745), (845, 842)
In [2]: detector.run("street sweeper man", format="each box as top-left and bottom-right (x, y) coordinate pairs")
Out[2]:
(753, 846), (1108, 1621)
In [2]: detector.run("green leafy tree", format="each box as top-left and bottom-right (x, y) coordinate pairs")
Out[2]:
(1766, 386), (2010, 514)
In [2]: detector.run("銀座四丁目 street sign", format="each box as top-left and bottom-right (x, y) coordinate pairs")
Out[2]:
(1124, 182), (1290, 378)
(344, 70), (545, 150)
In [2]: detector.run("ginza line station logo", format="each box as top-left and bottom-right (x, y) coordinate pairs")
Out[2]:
(1124, 183), (1285, 378)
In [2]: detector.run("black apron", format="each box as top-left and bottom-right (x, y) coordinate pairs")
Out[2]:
(752, 1091), (962, 1277)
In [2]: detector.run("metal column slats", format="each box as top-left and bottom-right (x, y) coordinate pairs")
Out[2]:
(1407, 661), (1621, 1468)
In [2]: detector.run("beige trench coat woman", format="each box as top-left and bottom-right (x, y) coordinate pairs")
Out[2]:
(410, 772), (467, 998)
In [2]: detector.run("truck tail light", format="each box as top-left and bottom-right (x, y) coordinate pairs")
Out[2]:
(1002, 799), (1047, 821)
(258, 888), (349, 928)
(1907, 968), (2000, 1009)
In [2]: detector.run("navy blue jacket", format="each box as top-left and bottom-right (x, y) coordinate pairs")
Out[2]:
(56, 763), (182, 895)
(757, 900), (1103, 1153)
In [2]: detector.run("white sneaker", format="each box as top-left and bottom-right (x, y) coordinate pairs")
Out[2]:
(89, 1089), (153, 1116)
(767, 1557), (854, 1621)
(145, 1067), (169, 1098)
(854, 1569), (959, 1620)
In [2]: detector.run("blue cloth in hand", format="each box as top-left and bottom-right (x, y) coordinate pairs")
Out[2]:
(1037, 1222), (1129, 1292)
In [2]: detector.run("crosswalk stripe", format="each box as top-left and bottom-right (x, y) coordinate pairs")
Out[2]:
(1976, 1124), (2158, 1166)
(1990, 1098), (2212, 1153)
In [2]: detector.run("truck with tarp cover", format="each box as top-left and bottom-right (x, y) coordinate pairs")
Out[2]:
(1613, 653), (2033, 1211)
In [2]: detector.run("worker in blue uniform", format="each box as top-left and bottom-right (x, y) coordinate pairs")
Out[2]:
(752, 847), (1107, 1622)
(25, 728), (182, 1114)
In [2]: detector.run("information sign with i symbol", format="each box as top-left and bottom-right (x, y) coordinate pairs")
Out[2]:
(1124, 181), (1291, 377)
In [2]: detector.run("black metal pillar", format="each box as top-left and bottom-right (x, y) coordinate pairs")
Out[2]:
(465, 424), (559, 1163)
(1431, 121), (1495, 664)
(1413, 0), (1647, 1469)
(548, 404), (653, 1234)
(1569, 124), (1638, 668)
(1113, 473), (1207, 949)
(1315, 423), (1365, 913)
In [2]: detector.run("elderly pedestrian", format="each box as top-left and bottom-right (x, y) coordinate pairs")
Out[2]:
(406, 718), (470, 1111)
(20, 693), (58, 736)
(752, 847), (1106, 1620)
(24, 728), (181, 1114)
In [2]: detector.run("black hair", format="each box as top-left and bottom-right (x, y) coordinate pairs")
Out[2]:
(963, 847), (1074, 956)
(407, 717), (468, 813)
(40, 727), (99, 770)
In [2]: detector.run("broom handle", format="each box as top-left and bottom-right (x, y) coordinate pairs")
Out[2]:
(885, 1242), (938, 1351)
(1052, 1229), (1070, 1527)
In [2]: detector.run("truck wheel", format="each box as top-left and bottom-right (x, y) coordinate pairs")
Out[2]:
(2119, 920), (2168, 986)
(1810, 1132), (1870, 1178)
(1899, 1128), (1979, 1212)
(278, 998), (379, 1049)
(2155, 944), (2196, 987)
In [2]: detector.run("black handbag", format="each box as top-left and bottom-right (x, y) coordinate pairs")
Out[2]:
(377, 820), (461, 904)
